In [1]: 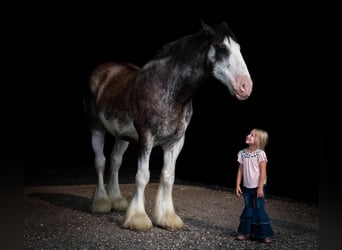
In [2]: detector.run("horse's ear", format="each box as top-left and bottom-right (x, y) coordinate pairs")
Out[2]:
(221, 21), (228, 29)
(221, 20), (237, 41)
(200, 19), (216, 37)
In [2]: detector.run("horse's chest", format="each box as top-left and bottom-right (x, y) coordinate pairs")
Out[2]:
(144, 105), (192, 141)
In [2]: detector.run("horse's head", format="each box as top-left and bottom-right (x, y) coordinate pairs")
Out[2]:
(203, 21), (253, 101)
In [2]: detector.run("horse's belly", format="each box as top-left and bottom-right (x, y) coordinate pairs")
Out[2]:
(99, 112), (138, 141)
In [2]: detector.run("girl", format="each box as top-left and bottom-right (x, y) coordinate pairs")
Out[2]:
(235, 128), (274, 243)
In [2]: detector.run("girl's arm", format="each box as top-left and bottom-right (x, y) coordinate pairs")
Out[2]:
(257, 161), (267, 198)
(236, 164), (243, 196)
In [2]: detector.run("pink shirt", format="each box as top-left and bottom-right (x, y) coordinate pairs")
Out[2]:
(237, 148), (268, 188)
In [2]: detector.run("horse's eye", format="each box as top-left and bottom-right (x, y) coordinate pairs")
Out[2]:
(217, 46), (228, 54)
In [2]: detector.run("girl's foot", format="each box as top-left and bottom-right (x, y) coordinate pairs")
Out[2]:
(236, 234), (249, 241)
(263, 237), (272, 243)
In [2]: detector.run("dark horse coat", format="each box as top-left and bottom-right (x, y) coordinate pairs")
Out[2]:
(84, 21), (253, 231)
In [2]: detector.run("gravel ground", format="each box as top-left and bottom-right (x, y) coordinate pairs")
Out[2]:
(24, 182), (319, 249)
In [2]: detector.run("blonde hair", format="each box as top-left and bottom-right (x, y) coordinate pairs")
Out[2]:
(251, 128), (269, 150)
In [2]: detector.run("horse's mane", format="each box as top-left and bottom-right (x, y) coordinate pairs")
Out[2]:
(212, 22), (237, 43)
(152, 22), (237, 64)
(153, 30), (209, 63)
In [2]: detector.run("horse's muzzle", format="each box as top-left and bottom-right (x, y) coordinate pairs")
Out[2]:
(233, 75), (253, 101)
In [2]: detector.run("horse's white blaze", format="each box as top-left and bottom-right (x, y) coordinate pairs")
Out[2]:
(225, 37), (250, 77)
(208, 36), (252, 100)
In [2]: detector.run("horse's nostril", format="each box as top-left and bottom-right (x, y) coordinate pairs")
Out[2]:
(241, 82), (247, 91)
(242, 78), (253, 94)
(235, 76), (252, 95)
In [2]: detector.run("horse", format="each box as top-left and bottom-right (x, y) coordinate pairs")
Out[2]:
(83, 20), (253, 231)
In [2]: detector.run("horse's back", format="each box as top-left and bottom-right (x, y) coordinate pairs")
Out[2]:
(89, 62), (140, 112)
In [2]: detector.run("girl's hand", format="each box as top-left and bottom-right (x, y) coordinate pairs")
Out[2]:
(257, 187), (264, 198)
(236, 186), (243, 197)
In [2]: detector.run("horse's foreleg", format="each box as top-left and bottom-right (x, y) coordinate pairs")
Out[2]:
(153, 136), (185, 231)
(106, 139), (129, 211)
(90, 130), (111, 213)
(123, 139), (152, 231)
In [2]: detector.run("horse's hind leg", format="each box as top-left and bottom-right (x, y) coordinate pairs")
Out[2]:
(90, 129), (111, 213)
(106, 138), (129, 211)
(153, 135), (185, 231)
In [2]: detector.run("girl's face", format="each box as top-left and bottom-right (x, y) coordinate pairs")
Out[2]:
(245, 131), (256, 146)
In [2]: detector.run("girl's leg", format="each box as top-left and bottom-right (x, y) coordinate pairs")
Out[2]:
(237, 187), (254, 238)
(251, 186), (274, 240)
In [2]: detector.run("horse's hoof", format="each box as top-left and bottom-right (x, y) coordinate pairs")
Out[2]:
(123, 213), (153, 231)
(153, 212), (184, 231)
(90, 197), (111, 213)
(111, 197), (129, 211)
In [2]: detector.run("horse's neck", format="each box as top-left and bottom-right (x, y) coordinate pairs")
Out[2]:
(142, 33), (210, 104)
(166, 57), (209, 103)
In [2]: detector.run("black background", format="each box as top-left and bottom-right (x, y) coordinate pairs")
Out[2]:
(23, 3), (320, 203)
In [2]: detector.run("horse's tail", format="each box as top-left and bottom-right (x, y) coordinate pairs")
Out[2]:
(83, 73), (105, 132)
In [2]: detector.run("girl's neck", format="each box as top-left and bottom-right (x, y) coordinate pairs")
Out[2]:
(247, 146), (258, 153)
